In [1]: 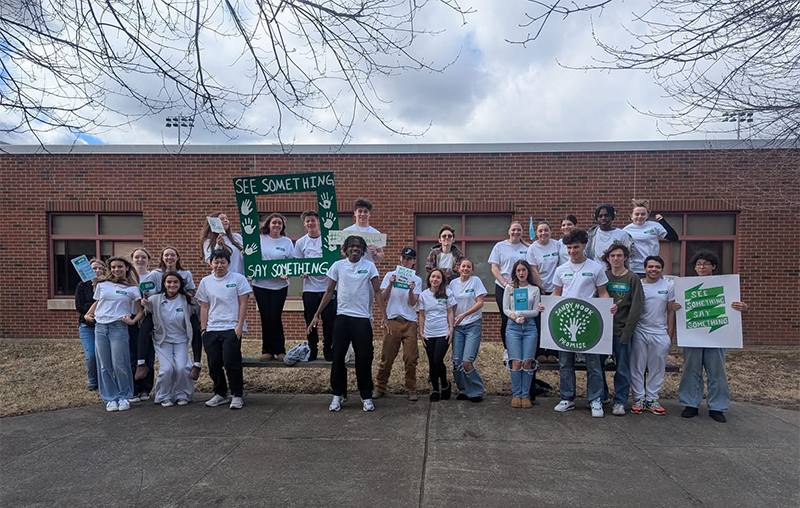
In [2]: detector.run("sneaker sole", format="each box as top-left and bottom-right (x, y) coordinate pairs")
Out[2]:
(648, 410), (666, 415)
(592, 413), (604, 418)
(554, 405), (575, 412)
(363, 407), (374, 412)
(631, 409), (644, 414)
(205, 399), (231, 407)
(329, 406), (341, 412)
(118, 406), (130, 411)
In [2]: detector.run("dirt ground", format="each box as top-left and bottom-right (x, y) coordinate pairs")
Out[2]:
(1, 339), (797, 418)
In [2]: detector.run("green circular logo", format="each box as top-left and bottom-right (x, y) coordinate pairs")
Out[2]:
(548, 298), (604, 351)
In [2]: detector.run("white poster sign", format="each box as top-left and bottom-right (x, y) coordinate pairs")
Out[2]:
(673, 274), (743, 349)
(393, 265), (415, 289)
(206, 216), (226, 234)
(540, 296), (614, 355)
(327, 230), (387, 248)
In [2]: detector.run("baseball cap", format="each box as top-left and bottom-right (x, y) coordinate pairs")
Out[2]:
(401, 247), (417, 258)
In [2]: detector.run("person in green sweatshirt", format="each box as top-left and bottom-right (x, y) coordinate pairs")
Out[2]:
(601, 243), (643, 416)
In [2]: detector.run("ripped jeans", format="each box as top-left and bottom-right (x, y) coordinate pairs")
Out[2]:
(505, 320), (538, 398)
(452, 321), (484, 398)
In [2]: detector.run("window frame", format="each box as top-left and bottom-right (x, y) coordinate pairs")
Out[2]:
(49, 213), (143, 298)
(658, 212), (739, 276)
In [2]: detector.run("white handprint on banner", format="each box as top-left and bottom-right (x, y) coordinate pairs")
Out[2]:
(243, 218), (256, 235)
(244, 243), (258, 256)
(320, 192), (332, 210)
(323, 211), (335, 229)
(240, 199), (253, 216)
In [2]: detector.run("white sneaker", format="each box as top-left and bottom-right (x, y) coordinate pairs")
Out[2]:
(362, 398), (375, 412)
(118, 399), (131, 411)
(177, 399), (190, 406)
(161, 400), (174, 407)
(554, 400), (575, 412)
(591, 399), (604, 418)
(612, 403), (625, 416)
(503, 349), (509, 367)
(128, 394), (141, 403)
(230, 396), (244, 410)
(139, 392), (150, 402)
(106, 401), (119, 412)
(329, 395), (343, 412)
(205, 394), (231, 407)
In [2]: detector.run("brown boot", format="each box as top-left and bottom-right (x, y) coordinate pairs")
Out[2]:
(260, 353), (273, 362)
(188, 365), (201, 381)
(520, 398), (533, 409)
(134, 364), (149, 381)
(275, 353), (286, 361)
(511, 397), (522, 408)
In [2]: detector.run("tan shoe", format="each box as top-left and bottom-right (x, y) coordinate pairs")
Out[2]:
(511, 397), (522, 408)
(134, 364), (148, 381)
(275, 353), (286, 361)
(520, 398), (533, 409)
(260, 353), (273, 362)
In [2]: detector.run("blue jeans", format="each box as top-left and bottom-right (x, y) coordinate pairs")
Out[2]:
(505, 320), (538, 398)
(79, 324), (98, 389)
(452, 321), (484, 398)
(95, 321), (134, 402)
(601, 335), (632, 405)
(679, 347), (730, 412)
(559, 352), (604, 402)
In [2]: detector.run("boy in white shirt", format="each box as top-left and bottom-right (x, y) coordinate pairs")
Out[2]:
(195, 249), (252, 410)
(343, 198), (384, 264)
(586, 204), (634, 262)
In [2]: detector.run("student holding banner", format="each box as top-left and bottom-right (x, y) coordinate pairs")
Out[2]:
(418, 268), (457, 402)
(373, 247), (423, 401)
(295, 211), (336, 361)
(343, 198), (384, 264)
(201, 212), (245, 275)
(449, 258), (487, 402)
(425, 225), (465, 282)
(253, 213), (294, 361)
(623, 199), (679, 277)
(675, 250), (748, 423)
(74, 259), (108, 391)
(502, 260), (541, 408)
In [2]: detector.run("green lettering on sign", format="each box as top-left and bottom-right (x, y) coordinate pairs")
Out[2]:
(683, 283), (728, 333)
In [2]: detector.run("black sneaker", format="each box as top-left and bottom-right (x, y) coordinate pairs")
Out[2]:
(709, 410), (727, 423)
(469, 396), (483, 403)
(681, 406), (699, 418)
(429, 391), (440, 402)
(456, 394), (469, 401)
(441, 382), (452, 400)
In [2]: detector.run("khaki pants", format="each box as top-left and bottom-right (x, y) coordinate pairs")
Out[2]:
(374, 319), (419, 393)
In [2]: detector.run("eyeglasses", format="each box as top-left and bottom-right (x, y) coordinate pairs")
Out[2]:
(695, 261), (713, 267)
(440, 234), (454, 238)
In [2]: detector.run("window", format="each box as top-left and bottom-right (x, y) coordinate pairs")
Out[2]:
(50, 214), (143, 297)
(658, 213), (737, 276)
(415, 214), (512, 295)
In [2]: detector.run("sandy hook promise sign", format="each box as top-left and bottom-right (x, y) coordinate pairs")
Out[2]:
(539, 296), (614, 355)
(233, 172), (340, 279)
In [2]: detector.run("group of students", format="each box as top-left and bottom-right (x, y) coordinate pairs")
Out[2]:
(75, 198), (745, 422)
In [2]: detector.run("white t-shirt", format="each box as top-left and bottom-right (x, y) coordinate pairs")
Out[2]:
(552, 258), (609, 298)
(418, 289), (457, 338)
(526, 240), (562, 294)
(589, 228), (631, 260)
(204, 233), (245, 275)
(161, 296), (189, 343)
(556, 239), (570, 265)
(93, 282), (142, 324)
(448, 276), (487, 326)
(326, 257), (379, 319)
(637, 278), (675, 334)
(252, 235), (294, 290)
(488, 240), (528, 288)
(195, 271), (252, 332)
(293, 234), (329, 293)
(343, 224), (381, 263)
(142, 269), (196, 294)
(624, 221), (668, 273)
(437, 252), (454, 271)
(381, 270), (423, 321)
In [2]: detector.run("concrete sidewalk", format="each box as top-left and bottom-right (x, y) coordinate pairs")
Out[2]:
(1, 395), (798, 507)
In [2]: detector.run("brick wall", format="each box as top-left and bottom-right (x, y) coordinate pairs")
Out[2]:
(1, 147), (798, 345)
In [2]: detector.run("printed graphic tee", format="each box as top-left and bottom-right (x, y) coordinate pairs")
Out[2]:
(93, 282), (142, 324)
(161, 296), (189, 343)
(638, 278), (676, 334)
(448, 276), (488, 326)
(252, 235), (294, 290)
(589, 228), (631, 261)
(488, 240), (528, 288)
(327, 257), (379, 319)
(294, 234), (329, 293)
(381, 270), (423, 321)
(623, 221), (668, 273)
(418, 289), (457, 338)
(552, 258), (608, 299)
(195, 271), (252, 332)
(526, 240), (562, 293)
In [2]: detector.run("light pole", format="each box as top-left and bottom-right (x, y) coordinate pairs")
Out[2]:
(165, 115), (194, 144)
(720, 111), (753, 140)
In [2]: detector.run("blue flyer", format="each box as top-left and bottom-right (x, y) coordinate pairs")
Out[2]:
(514, 288), (528, 311)
(71, 255), (96, 282)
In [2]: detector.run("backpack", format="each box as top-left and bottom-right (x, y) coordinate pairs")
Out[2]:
(284, 342), (311, 365)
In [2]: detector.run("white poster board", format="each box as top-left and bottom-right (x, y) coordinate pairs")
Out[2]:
(327, 230), (387, 248)
(540, 296), (614, 355)
(393, 265), (415, 289)
(673, 274), (743, 349)
(206, 216), (226, 234)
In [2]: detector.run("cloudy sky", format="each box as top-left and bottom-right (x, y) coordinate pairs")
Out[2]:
(1, 1), (724, 146)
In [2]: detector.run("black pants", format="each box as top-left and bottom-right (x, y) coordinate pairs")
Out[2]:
(424, 336), (450, 392)
(302, 291), (336, 360)
(203, 329), (243, 397)
(138, 314), (202, 363)
(330, 315), (373, 399)
(128, 321), (154, 395)
(495, 289), (508, 349)
(253, 286), (288, 355)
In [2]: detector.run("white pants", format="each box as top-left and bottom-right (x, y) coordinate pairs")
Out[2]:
(153, 341), (194, 403)
(630, 329), (671, 401)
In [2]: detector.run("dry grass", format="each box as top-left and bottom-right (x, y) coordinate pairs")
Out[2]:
(1, 339), (798, 418)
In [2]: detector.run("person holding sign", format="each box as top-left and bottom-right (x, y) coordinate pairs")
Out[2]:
(630, 256), (675, 415)
(623, 199), (679, 277)
(84, 257), (143, 412)
(502, 260), (541, 408)
(196, 249), (252, 410)
(675, 250), (748, 423)
(253, 213), (294, 361)
(295, 211), (337, 361)
(140, 273), (198, 406)
(373, 247), (423, 401)
(425, 225), (465, 282)
(308, 235), (386, 412)
(74, 258), (107, 391)
(600, 244), (643, 416)
(200, 212), (245, 275)
(541, 230), (617, 418)
(448, 258), (487, 402)
(418, 268), (457, 402)
(343, 198), (384, 264)
(586, 204), (634, 263)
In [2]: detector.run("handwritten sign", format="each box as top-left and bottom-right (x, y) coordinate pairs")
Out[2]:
(393, 265), (415, 289)
(673, 274), (743, 348)
(206, 216), (226, 234)
(71, 255), (96, 282)
(327, 230), (387, 248)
